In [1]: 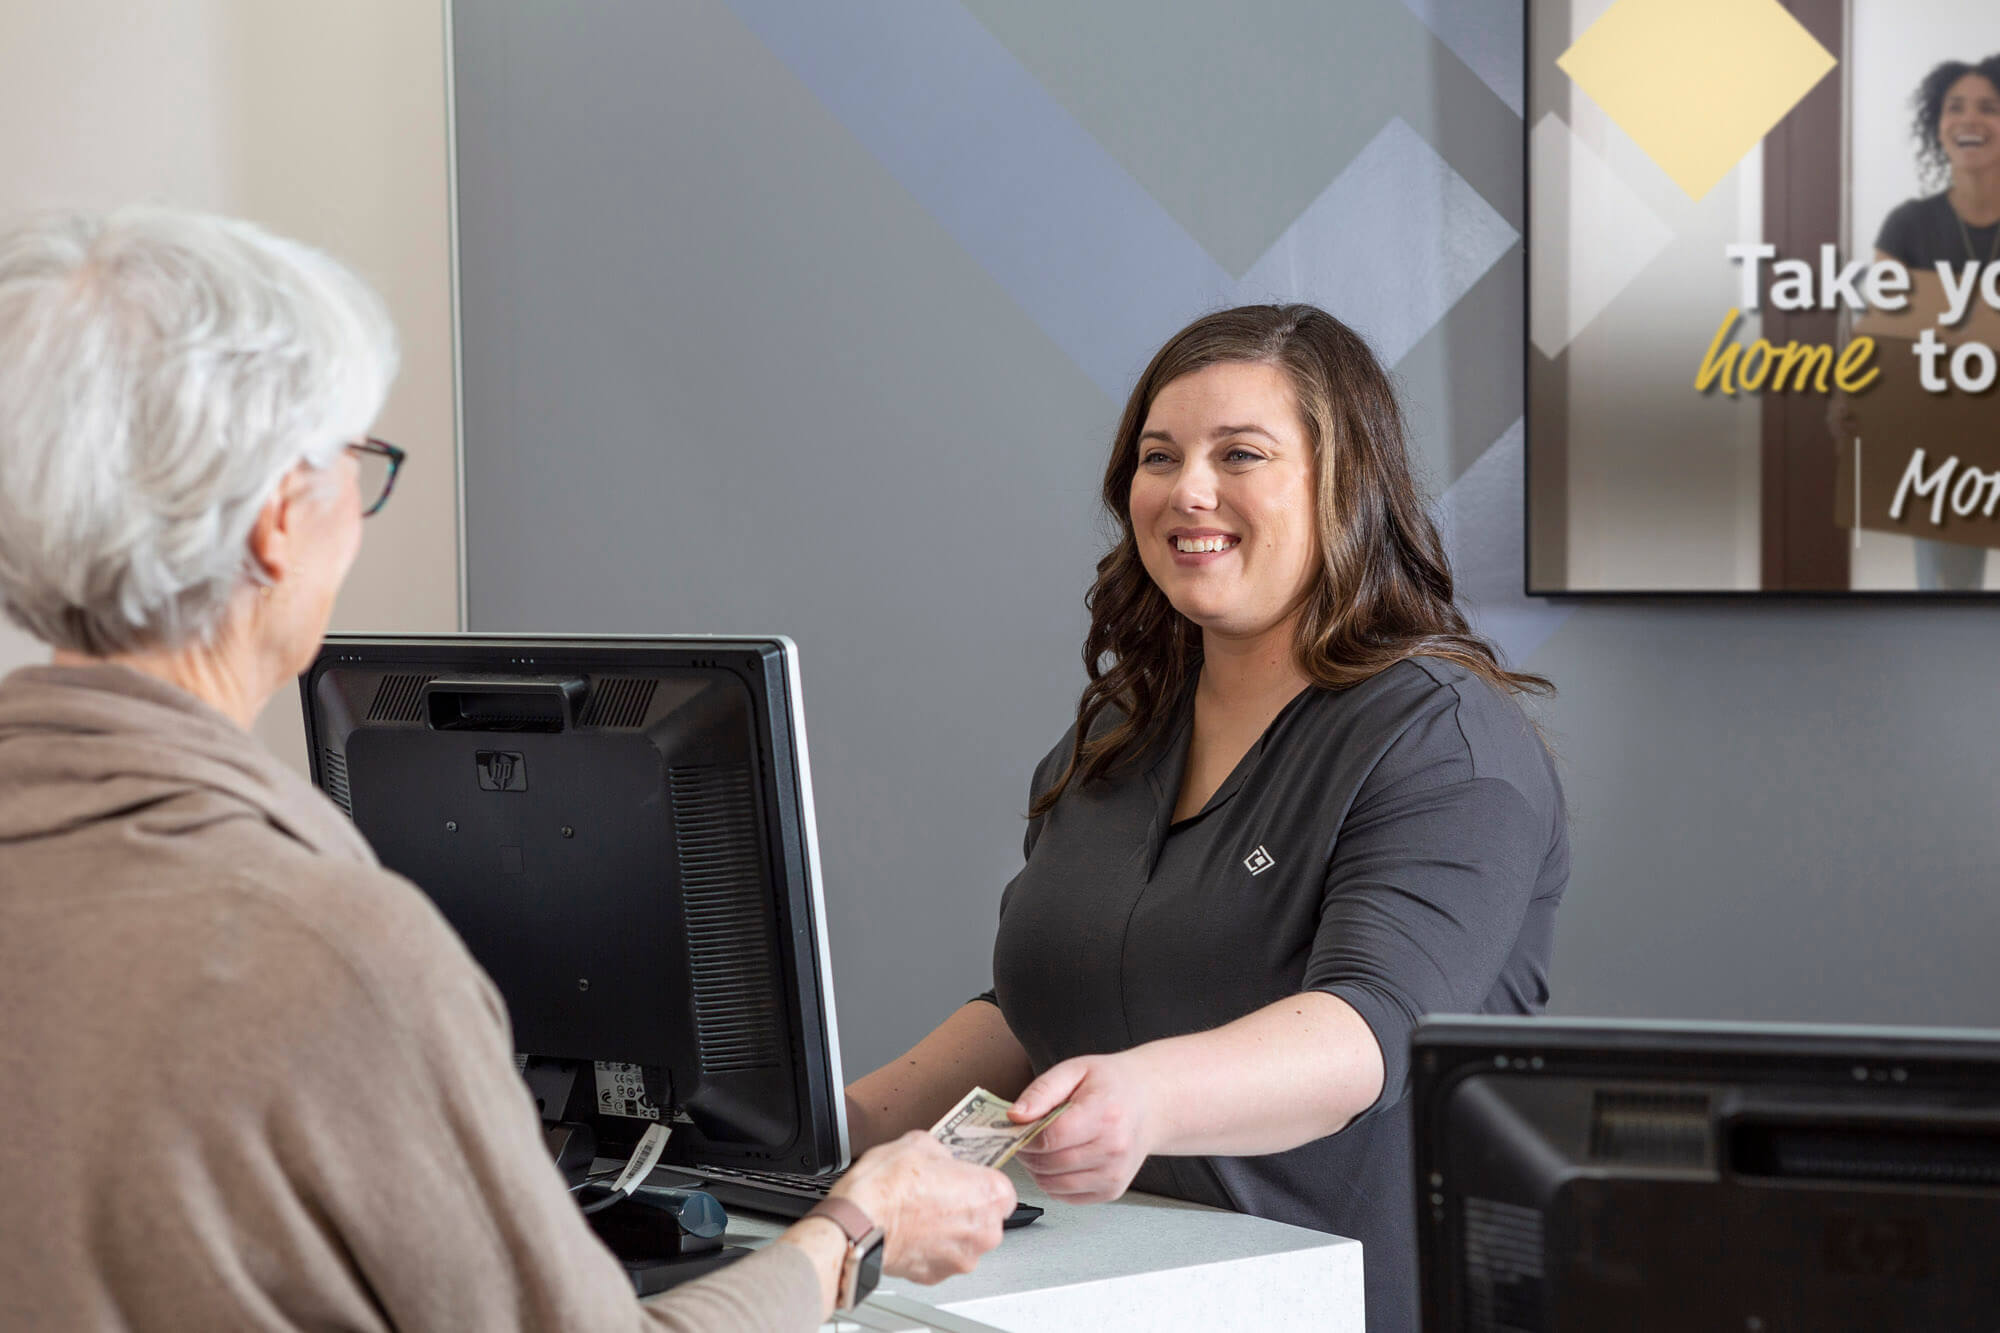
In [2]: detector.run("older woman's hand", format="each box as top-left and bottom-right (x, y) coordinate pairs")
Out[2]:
(1007, 1051), (1167, 1204)
(832, 1132), (1015, 1282)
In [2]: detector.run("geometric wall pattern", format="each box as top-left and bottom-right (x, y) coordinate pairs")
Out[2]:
(1396, 0), (1525, 116)
(453, 0), (2000, 1151)
(724, 0), (1567, 662)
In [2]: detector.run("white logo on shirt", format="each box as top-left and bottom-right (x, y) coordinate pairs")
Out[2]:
(1244, 844), (1276, 876)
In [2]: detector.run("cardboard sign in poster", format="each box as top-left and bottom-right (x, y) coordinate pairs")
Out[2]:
(1849, 278), (2000, 346)
(1836, 340), (2000, 550)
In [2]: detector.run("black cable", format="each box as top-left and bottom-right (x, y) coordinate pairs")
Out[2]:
(574, 1141), (653, 1214)
(569, 1167), (622, 1194)
(577, 1185), (626, 1216)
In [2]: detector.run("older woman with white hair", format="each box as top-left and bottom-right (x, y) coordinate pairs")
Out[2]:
(0, 208), (1012, 1331)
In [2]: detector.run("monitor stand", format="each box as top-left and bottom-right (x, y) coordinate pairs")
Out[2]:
(526, 1061), (754, 1296)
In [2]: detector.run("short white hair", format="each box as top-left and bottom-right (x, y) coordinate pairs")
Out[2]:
(0, 206), (399, 653)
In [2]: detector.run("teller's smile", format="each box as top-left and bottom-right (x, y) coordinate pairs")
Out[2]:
(1168, 529), (1241, 560)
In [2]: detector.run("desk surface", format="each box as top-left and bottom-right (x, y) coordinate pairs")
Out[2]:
(674, 1166), (1364, 1333)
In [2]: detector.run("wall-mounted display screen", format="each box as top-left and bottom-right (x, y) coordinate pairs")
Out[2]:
(1529, 0), (2000, 593)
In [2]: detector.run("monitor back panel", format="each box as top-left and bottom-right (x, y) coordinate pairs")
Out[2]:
(302, 635), (842, 1173)
(1412, 1019), (2000, 1332)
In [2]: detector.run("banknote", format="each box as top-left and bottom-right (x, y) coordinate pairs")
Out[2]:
(929, 1086), (1069, 1168)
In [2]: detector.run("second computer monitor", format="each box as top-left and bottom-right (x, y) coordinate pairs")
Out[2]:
(1413, 1016), (2000, 1331)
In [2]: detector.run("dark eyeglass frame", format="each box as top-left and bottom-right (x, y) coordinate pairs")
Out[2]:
(346, 437), (407, 517)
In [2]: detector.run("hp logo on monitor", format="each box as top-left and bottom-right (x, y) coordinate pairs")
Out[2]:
(476, 750), (528, 791)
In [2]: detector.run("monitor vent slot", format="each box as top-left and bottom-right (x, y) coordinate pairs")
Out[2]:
(1732, 1123), (2000, 1189)
(669, 763), (782, 1073)
(367, 673), (434, 723)
(1589, 1090), (1712, 1166)
(321, 747), (353, 818)
(579, 677), (658, 729)
(1462, 1197), (1544, 1333)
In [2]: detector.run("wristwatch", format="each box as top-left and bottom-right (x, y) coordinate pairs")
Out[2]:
(805, 1196), (886, 1310)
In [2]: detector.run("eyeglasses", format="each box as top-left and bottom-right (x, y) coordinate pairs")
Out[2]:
(346, 437), (407, 517)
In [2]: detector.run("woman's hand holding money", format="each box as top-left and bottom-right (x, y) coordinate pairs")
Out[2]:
(1006, 1051), (1166, 1204)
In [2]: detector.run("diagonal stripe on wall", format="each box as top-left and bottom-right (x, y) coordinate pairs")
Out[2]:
(1236, 118), (1516, 368)
(722, 0), (1514, 396)
(722, 0), (1232, 400)
(1434, 419), (1573, 666)
(723, 0), (1567, 659)
(962, 0), (1503, 272)
(1397, 252), (1527, 492)
(1397, 0), (1525, 117)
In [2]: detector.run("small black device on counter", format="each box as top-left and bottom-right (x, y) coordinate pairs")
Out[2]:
(586, 1182), (741, 1295)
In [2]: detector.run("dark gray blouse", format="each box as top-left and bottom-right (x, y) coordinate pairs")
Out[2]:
(1876, 191), (2000, 268)
(983, 657), (1568, 1333)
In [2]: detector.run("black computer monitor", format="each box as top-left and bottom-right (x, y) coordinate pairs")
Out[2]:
(1413, 1017), (2000, 1332)
(300, 633), (848, 1175)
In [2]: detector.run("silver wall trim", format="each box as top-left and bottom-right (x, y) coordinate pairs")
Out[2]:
(442, 0), (469, 632)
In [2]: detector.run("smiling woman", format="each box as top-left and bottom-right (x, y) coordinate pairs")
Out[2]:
(1871, 52), (2000, 589)
(845, 304), (1570, 1333)
(1040, 305), (1550, 819)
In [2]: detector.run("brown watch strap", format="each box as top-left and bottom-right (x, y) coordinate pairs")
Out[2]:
(804, 1196), (877, 1244)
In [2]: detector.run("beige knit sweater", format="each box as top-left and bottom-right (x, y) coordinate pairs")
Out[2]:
(0, 664), (821, 1331)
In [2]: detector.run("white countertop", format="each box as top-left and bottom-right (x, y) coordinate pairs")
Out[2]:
(705, 1165), (1364, 1332)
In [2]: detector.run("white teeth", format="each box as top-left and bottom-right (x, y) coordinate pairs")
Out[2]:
(1174, 535), (1236, 553)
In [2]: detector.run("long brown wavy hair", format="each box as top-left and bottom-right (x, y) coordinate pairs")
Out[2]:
(1031, 303), (1550, 818)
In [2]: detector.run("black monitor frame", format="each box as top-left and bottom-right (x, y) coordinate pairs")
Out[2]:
(300, 633), (848, 1176)
(1413, 1016), (2000, 1332)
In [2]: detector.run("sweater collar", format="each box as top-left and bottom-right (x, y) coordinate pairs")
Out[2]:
(0, 662), (376, 866)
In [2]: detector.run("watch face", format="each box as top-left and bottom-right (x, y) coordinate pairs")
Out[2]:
(855, 1238), (885, 1302)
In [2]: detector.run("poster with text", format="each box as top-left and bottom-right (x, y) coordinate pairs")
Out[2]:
(1530, 0), (2000, 592)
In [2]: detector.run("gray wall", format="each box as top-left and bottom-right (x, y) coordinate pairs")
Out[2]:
(452, 0), (2000, 1078)
(1534, 602), (2000, 1028)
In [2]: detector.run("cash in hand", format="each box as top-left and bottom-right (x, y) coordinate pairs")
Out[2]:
(929, 1086), (1069, 1168)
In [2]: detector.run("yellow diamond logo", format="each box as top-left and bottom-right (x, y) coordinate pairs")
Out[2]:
(1557, 0), (1835, 201)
